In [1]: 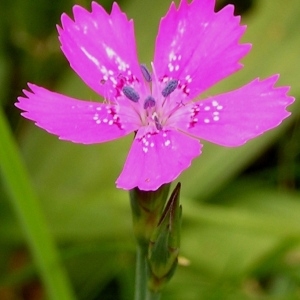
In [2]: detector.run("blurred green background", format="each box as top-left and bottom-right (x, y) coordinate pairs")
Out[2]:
(1, 0), (300, 299)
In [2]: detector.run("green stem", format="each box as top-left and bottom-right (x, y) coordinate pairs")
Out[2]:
(146, 290), (161, 300)
(134, 246), (162, 300)
(0, 108), (75, 300)
(134, 246), (147, 300)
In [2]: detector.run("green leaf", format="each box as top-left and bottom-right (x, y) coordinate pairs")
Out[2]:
(0, 107), (75, 300)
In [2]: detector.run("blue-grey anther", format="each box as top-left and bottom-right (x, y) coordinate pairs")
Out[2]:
(162, 79), (178, 97)
(122, 85), (140, 102)
(154, 115), (162, 131)
(144, 96), (156, 109)
(140, 64), (152, 82)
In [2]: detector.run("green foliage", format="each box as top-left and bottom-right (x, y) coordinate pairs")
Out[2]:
(1, 0), (300, 299)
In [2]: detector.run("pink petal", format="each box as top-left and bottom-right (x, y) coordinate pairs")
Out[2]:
(154, 0), (251, 99)
(116, 130), (202, 190)
(16, 84), (138, 144)
(178, 75), (294, 146)
(58, 2), (144, 100)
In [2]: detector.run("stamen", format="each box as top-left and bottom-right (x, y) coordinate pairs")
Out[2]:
(122, 86), (140, 102)
(161, 79), (178, 97)
(144, 96), (156, 109)
(154, 115), (162, 131)
(140, 64), (152, 82)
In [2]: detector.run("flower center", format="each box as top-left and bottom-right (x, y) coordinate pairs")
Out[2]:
(121, 64), (182, 132)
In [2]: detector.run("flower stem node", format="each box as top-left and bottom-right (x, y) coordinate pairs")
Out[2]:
(148, 183), (182, 293)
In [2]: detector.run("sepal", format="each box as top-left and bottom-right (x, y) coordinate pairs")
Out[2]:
(129, 184), (171, 248)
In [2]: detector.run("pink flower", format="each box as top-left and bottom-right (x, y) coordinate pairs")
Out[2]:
(16, 0), (294, 191)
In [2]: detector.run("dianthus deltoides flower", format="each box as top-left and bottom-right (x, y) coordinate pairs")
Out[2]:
(16, 0), (294, 191)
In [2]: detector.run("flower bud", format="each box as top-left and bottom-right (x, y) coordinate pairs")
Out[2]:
(147, 183), (182, 292)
